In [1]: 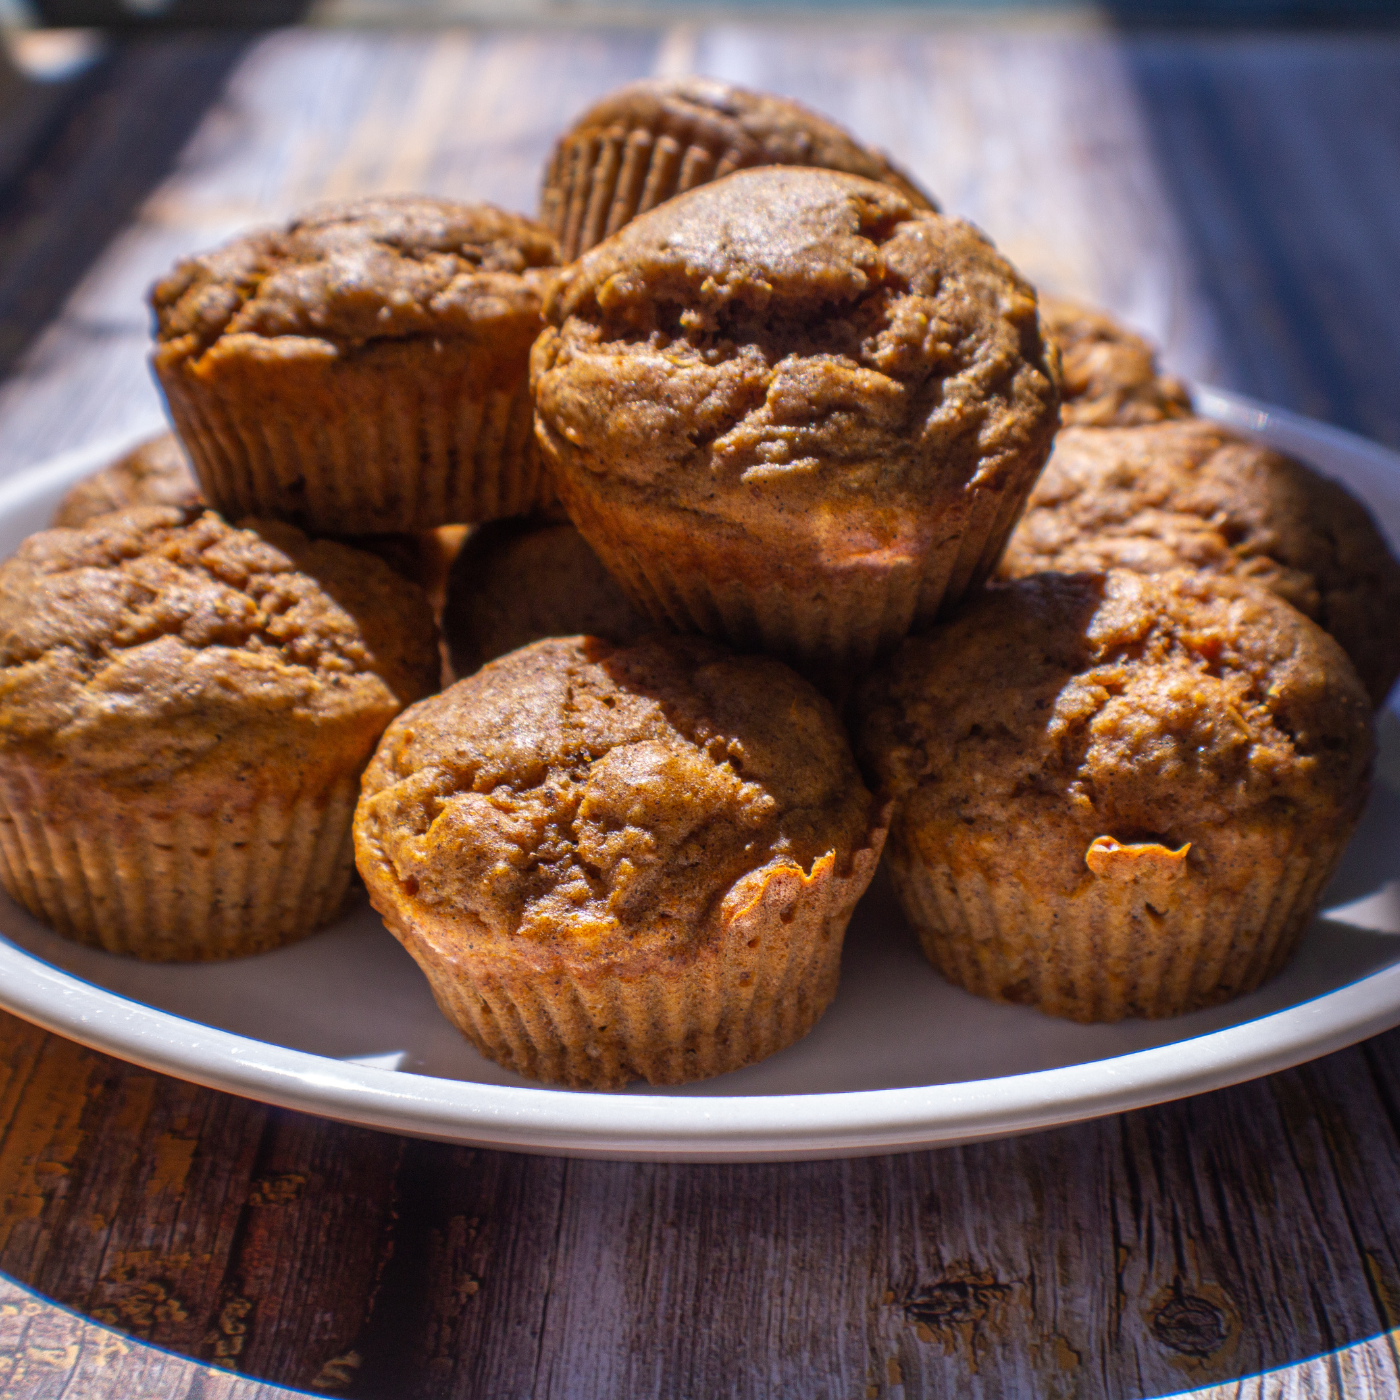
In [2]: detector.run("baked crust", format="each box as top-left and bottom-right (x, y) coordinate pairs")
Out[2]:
(856, 569), (1374, 1020)
(1000, 419), (1400, 705)
(541, 77), (935, 260)
(1039, 295), (1191, 427)
(532, 166), (1060, 671)
(355, 634), (887, 1085)
(51, 432), (203, 527)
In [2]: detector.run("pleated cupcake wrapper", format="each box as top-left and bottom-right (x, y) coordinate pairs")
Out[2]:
(543, 118), (753, 262)
(158, 339), (549, 535)
(373, 816), (888, 1089)
(0, 764), (361, 961)
(886, 821), (1350, 1023)
(559, 482), (1033, 679)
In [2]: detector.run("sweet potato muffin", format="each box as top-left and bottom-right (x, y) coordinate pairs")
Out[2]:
(0, 507), (439, 960)
(52, 431), (203, 526)
(541, 77), (936, 262)
(1039, 295), (1191, 427)
(151, 196), (560, 535)
(532, 166), (1061, 676)
(50, 430), (468, 626)
(856, 569), (1374, 1022)
(442, 516), (649, 679)
(1000, 419), (1400, 705)
(354, 634), (888, 1087)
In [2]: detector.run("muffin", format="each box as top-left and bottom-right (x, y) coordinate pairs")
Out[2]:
(541, 77), (936, 262)
(442, 516), (650, 679)
(52, 431), (203, 526)
(50, 430), (469, 627)
(531, 166), (1061, 677)
(354, 634), (889, 1087)
(856, 569), (1374, 1022)
(151, 195), (560, 535)
(1000, 419), (1400, 706)
(1039, 295), (1192, 427)
(0, 507), (439, 960)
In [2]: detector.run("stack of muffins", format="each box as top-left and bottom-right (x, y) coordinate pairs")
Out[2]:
(0, 78), (1391, 1088)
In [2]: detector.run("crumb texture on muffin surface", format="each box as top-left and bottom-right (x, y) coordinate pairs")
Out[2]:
(355, 634), (888, 1086)
(51, 431), (203, 528)
(856, 569), (1375, 1022)
(1037, 294), (1191, 427)
(0, 506), (439, 959)
(1001, 419), (1400, 705)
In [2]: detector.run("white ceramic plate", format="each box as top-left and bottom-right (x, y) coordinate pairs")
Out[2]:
(2, 391), (1399, 1162)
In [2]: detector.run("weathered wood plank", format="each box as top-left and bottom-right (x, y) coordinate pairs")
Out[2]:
(0, 1272), (312, 1399)
(215, 1112), (402, 1390)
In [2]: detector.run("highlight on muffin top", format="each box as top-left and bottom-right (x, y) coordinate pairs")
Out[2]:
(857, 568), (1374, 855)
(151, 195), (560, 361)
(533, 165), (1059, 526)
(0, 506), (438, 781)
(356, 634), (879, 962)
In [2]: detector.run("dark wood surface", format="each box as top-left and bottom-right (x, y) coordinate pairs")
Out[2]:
(0, 20), (1399, 1398)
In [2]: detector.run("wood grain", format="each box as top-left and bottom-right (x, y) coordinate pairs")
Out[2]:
(0, 22), (1398, 1400)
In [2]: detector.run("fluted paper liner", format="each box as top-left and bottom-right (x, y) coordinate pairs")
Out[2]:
(362, 812), (889, 1088)
(555, 474), (1035, 678)
(157, 335), (551, 535)
(0, 763), (361, 961)
(885, 818), (1352, 1022)
(541, 106), (932, 262)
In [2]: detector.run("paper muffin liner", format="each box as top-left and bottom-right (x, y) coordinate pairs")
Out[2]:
(543, 118), (753, 262)
(884, 817), (1351, 1022)
(157, 335), (550, 535)
(555, 479), (1034, 681)
(366, 815), (888, 1088)
(0, 762), (362, 961)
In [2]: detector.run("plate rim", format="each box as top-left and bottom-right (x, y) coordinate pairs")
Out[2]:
(1, 392), (1398, 1162)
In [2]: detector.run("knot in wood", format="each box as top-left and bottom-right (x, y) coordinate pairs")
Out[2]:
(904, 1274), (1009, 1328)
(1151, 1294), (1228, 1356)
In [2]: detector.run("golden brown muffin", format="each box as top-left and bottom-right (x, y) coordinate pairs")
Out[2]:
(541, 77), (936, 262)
(151, 196), (560, 535)
(442, 516), (649, 679)
(0, 507), (439, 960)
(1039, 295), (1192, 427)
(532, 166), (1061, 677)
(354, 634), (888, 1088)
(51, 431), (203, 526)
(856, 569), (1374, 1022)
(1000, 419), (1400, 706)
(49, 431), (468, 629)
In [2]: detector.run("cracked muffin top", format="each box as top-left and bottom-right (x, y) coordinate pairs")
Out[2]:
(546, 77), (935, 212)
(52, 432), (203, 528)
(999, 419), (1400, 706)
(0, 507), (438, 784)
(856, 569), (1374, 877)
(355, 634), (880, 964)
(151, 195), (560, 364)
(1039, 295), (1191, 427)
(532, 167), (1059, 531)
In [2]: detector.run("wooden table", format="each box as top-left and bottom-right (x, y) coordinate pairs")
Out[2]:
(1, 17), (1399, 1398)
